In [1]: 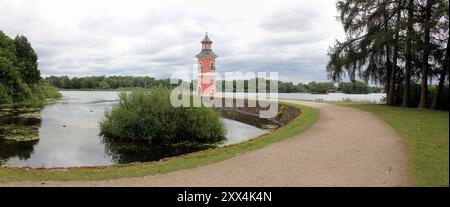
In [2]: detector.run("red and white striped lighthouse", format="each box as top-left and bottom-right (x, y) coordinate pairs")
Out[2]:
(196, 32), (217, 96)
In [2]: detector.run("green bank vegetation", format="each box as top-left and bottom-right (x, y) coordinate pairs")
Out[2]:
(45, 75), (385, 94)
(45, 75), (173, 90)
(0, 31), (61, 107)
(337, 80), (382, 94)
(0, 102), (318, 182)
(334, 102), (449, 186)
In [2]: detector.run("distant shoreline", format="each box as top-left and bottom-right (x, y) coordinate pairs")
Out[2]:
(58, 88), (130, 91)
(57, 88), (385, 95)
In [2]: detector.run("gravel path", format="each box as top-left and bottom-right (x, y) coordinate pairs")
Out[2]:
(0, 100), (410, 186)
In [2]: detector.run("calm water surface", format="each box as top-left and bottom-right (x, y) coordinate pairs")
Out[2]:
(0, 91), (266, 168)
(0, 91), (385, 168)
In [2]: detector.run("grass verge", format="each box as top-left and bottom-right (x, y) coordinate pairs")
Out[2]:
(0, 102), (319, 182)
(332, 102), (449, 187)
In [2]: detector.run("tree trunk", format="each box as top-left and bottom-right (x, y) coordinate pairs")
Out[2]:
(418, 0), (432, 109)
(401, 0), (414, 107)
(388, 1), (402, 105)
(432, 32), (449, 109)
(386, 46), (392, 102)
(384, 9), (392, 104)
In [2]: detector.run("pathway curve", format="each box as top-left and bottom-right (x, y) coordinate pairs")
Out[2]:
(0, 100), (409, 186)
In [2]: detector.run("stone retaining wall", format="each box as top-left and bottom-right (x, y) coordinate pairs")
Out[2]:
(213, 98), (301, 130)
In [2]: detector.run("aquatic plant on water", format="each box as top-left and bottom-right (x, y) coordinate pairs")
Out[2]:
(0, 108), (41, 142)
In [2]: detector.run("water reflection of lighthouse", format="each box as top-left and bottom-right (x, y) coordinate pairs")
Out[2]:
(196, 32), (217, 96)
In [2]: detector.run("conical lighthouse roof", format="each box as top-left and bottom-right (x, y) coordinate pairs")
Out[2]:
(201, 33), (212, 43)
(196, 49), (218, 58)
(196, 33), (218, 58)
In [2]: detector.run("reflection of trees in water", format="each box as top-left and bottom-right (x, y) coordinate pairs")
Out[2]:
(101, 137), (212, 164)
(0, 107), (41, 165)
(0, 140), (39, 165)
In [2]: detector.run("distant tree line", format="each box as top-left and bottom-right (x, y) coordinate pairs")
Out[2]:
(45, 75), (382, 94)
(45, 76), (172, 90)
(278, 80), (381, 94)
(337, 81), (383, 94)
(0, 31), (60, 105)
(327, 0), (449, 109)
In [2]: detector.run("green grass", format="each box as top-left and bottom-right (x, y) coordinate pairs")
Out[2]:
(333, 102), (449, 187)
(0, 102), (319, 182)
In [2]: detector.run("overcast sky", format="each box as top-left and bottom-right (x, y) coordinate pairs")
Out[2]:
(0, 0), (345, 83)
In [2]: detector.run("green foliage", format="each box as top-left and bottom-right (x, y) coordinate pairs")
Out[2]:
(14, 35), (40, 84)
(46, 76), (351, 94)
(45, 75), (172, 90)
(30, 82), (62, 101)
(46, 75), (384, 95)
(0, 30), (60, 105)
(0, 56), (20, 87)
(0, 31), (16, 63)
(0, 83), (12, 103)
(338, 80), (382, 94)
(278, 81), (309, 93)
(221, 79), (336, 94)
(328, 0), (449, 108)
(99, 87), (226, 145)
(99, 80), (110, 89)
(307, 81), (335, 94)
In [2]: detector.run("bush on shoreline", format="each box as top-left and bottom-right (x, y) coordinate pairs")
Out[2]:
(99, 88), (226, 145)
(0, 80), (62, 107)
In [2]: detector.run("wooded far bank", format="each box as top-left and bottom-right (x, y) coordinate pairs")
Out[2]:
(44, 75), (383, 94)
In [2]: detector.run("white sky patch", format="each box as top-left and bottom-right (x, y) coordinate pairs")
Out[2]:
(0, 0), (345, 83)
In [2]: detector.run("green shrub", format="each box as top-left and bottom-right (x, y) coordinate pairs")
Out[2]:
(99, 88), (225, 145)
(32, 82), (62, 100)
(0, 83), (13, 104)
(0, 82), (61, 106)
(11, 79), (34, 103)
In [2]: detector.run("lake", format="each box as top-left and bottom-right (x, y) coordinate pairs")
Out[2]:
(0, 91), (267, 168)
(0, 91), (385, 168)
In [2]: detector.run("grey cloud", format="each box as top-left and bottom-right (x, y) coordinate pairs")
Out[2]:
(259, 8), (319, 32)
(1, 0), (342, 83)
